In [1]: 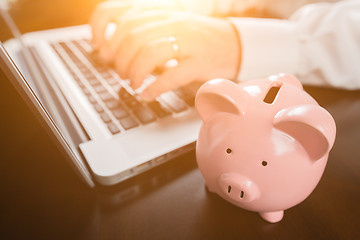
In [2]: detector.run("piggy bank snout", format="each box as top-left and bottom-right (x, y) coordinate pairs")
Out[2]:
(218, 174), (260, 203)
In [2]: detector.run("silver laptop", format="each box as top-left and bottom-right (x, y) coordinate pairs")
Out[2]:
(1, 8), (201, 187)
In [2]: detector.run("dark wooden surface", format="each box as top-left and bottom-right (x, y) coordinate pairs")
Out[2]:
(1, 1), (360, 239)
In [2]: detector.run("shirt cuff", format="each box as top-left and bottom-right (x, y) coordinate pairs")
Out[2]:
(228, 17), (300, 81)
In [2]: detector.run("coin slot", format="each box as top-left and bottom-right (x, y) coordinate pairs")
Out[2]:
(263, 84), (282, 104)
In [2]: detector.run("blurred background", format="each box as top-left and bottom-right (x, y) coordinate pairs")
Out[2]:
(0, 0), (103, 41)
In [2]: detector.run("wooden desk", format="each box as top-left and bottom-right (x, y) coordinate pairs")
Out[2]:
(1, 1), (359, 239)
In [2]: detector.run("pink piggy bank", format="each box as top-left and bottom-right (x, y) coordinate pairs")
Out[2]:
(195, 74), (336, 223)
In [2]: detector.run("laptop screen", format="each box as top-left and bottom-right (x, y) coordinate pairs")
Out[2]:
(0, 42), (95, 187)
(0, 2), (101, 187)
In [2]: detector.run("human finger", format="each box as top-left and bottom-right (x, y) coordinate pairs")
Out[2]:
(127, 37), (178, 89)
(90, 1), (132, 49)
(141, 59), (198, 101)
(114, 19), (181, 79)
(99, 10), (171, 62)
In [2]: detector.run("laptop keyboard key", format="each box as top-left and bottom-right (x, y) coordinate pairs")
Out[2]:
(100, 112), (112, 123)
(88, 78), (100, 86)
(164, 94), (187, 113)
(105, 77), (118, 86)
(107, 122), (120, 134)
(100, 71), (112, 79)
(105, 99), (119, 109)
(88, 96), (97, 104)
(94, 103), (104, 113)
(174, 87), (195, 106)
(94, 85), (106, 93)
(83, 71), (95, 79)
(99, 92), (113, 102)
(112, 107), (129, 119)
(82, 88), (91, 96)
(133, 106), (156, 124)
(147, 101), (171, 118)
(125, 98), (142, 109)
(119, 116), (139, 130)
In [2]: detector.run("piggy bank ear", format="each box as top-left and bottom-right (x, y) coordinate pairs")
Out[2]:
(274, 105), (336, 160)
(195, 79), (245, 122)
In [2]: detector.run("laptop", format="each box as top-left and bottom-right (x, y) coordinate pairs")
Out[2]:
(0, 8), (202, 187)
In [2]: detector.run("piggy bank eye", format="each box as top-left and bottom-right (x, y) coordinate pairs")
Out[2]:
(262, 161), (268, 166)
(226, 148), (232, 154)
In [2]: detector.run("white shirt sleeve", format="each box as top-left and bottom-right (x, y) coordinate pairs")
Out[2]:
(229, 0), (360, 90)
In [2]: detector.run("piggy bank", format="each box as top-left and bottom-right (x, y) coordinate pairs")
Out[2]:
(195, 74), (336, 223)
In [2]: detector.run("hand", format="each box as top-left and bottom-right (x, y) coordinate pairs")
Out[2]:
(96, 11), (241, 101)
(90, 0), (131, 49)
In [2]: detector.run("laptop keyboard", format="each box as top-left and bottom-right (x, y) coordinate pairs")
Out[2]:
(50, 39), (195, 135)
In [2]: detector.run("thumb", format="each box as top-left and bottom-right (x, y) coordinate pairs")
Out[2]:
(141, 59), (199, 101)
